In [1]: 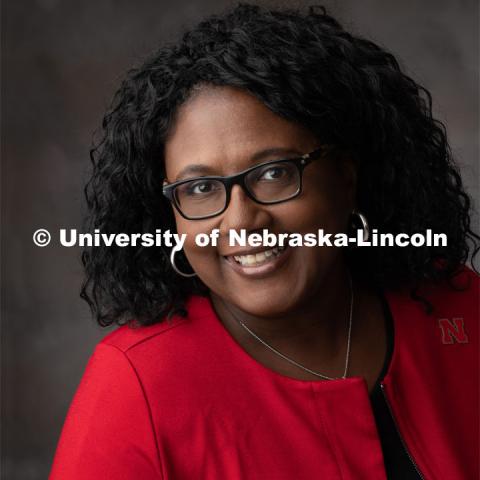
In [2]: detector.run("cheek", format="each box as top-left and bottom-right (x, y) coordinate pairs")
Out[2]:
(273, 178), (351, 285)
(277, 190), (350, 237)
(297, 168), (353, 234)
(174, 215), (221, 272)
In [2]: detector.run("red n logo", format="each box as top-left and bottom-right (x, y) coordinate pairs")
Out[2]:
(438, 318), (469, 344)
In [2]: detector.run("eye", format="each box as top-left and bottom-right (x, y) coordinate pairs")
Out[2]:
(258, 165), (289, 181)
(184, 179), (222, 196)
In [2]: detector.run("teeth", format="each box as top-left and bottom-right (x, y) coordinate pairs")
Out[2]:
(231, 247), (286, 267)
(255, 252), (266, 262)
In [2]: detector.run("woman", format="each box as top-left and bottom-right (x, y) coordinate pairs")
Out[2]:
(50, 4), (479, 479)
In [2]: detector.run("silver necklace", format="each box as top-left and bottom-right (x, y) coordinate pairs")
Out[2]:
(226, 274), (354, 381)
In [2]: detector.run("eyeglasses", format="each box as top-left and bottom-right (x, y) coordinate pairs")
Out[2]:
(162, 147), (327, 220)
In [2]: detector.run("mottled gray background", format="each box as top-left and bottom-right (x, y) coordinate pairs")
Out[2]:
(2, 0), (478, 478)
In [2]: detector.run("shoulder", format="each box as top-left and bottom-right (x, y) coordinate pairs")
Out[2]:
(388, 265), (478, 318)
(86, 294), (221, 419)
(67, 295), (214, 417)
(99, 295), (212, 353)
(423, 265), (479, 313)
(91, 295), (216, 394)
(385, 265), (478, 350)
(66, 294), (213, 411)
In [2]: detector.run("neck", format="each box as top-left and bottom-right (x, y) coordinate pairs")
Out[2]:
(210, 262), (354, 375)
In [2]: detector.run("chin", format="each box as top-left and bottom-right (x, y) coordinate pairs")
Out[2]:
(227, 282), (304, 318)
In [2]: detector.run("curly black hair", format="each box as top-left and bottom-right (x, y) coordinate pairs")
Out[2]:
(81, 3), (479, 327)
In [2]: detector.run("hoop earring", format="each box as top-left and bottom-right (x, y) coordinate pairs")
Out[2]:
(352, 209), (370, 242)
(170, 248), (197, 278)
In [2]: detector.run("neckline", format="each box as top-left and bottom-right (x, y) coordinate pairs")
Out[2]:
(369, 290), (395, 395)
(196, 289), (398, 390)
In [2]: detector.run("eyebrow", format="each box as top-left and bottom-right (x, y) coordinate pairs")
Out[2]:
(174, 147), (304, 181)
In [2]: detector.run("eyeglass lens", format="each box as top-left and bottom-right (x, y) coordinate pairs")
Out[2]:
(174, 161), (301, 218)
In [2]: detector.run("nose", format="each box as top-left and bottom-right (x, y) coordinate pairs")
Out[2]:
(218, 184), (272, 236)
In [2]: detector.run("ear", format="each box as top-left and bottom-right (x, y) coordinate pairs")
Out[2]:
(339, 155), (357, 211)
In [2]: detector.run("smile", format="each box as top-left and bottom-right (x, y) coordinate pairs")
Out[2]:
(232, 246), (286, 267)
(223, 245), (291, 278)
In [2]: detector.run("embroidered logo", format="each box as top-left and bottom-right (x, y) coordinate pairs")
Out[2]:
(437, 318), (469, 344)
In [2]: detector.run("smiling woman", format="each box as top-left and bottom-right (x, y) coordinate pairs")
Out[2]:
(50, 4), (479, 480)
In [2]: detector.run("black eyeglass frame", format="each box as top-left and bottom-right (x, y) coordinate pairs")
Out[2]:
(162, 147), (327, 220)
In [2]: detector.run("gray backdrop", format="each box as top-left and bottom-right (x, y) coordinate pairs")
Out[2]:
(2, 0), (478, 478)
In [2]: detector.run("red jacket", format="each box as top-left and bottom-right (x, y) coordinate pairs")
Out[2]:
(50, 268), (478, 479)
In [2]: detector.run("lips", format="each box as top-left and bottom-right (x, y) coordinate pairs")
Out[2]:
(232, 246), (286, 267)
(223, 245), (291, 278)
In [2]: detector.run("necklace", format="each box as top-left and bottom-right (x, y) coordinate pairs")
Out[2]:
(224, 274), (354, 381)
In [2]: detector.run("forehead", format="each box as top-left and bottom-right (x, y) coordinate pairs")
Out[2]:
(164, 86), (316, 180)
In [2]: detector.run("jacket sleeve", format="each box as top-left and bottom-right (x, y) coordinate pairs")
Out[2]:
(49, 342), (163, 480)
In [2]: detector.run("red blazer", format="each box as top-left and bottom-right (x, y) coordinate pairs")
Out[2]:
(50, 268), (479, 479)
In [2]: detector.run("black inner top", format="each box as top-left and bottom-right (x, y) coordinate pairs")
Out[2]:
(368, 293), (422, 479)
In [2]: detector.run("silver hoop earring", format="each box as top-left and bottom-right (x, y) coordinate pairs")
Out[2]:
(170, 248), (197, 278)
(352, 209), (370, 242)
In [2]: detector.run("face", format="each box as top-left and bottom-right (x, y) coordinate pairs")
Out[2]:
(164, 86), (355, 317)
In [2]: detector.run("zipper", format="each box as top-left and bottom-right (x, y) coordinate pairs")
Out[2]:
(380, 383), (425, 479)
